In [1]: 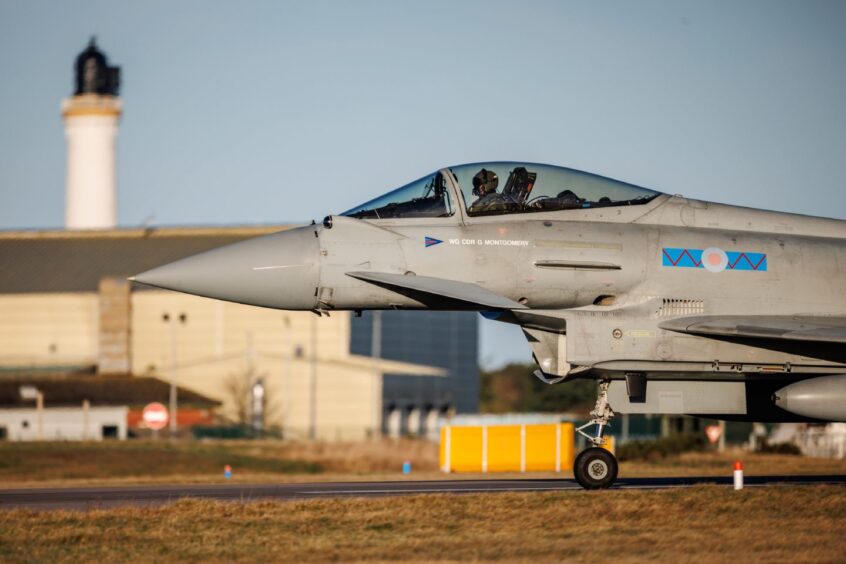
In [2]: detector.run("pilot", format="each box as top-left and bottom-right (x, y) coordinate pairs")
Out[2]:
(556, 189), (583, 207)
(468, 168), (516, 214)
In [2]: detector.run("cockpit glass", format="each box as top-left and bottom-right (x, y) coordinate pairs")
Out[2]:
(342, 171), (454, 219)
(449, 162), (660, 217)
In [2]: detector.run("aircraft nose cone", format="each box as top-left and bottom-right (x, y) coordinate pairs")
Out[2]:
(131, 226), (320, 310)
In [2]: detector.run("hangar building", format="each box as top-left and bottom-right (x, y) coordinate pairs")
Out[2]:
(0, 40), (478, 441)
(0, 227), (478, 440)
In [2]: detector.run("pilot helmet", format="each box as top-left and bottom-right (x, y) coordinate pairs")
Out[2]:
(472, 169), (499, 196)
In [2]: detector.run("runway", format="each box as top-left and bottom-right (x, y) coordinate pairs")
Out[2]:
(2, 475), (846, 511)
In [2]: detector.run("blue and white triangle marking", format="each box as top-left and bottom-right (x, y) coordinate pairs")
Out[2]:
(424, 236), (443, 248)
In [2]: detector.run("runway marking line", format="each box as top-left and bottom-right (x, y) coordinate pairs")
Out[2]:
(303, 487), (575, 495)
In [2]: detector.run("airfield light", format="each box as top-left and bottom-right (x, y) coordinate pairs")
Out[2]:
(309, 314), (318, 440)
(18, 386), (44, 440)
(162, 311), (188, 436)
(734, 461), (744, 490)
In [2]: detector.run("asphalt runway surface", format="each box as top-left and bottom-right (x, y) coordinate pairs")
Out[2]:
(2, 475), (846, 511)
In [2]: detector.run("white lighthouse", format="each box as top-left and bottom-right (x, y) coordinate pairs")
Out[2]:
(62, 38), (122, 230)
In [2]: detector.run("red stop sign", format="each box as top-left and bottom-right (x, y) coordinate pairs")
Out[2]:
(142, 402), (169, 431)
(705, 424), (722, 444)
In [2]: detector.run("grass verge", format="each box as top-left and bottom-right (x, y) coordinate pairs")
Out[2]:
(3, 441), (846, 487)
(0, 439), (438, 485)
(1, 486), (845, 562)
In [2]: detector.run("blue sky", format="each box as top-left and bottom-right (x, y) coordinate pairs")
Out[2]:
(1, 1), (845, 368)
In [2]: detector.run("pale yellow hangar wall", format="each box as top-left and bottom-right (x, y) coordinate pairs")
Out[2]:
(131, 290), (379, 440)
(0, 287), (433, 441)
(131, 291), (350, 371)
(0, 293), (98, 368)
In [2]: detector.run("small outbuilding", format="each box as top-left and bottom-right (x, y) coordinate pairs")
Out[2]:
(0, 375), (221, 441)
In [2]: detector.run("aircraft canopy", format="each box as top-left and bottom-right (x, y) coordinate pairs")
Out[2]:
(342, 162), (660, 220)
(452, 162), (661, 217)
(342, 170), (454, 220)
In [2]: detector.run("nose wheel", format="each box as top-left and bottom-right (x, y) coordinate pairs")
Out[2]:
(574, 380), (618, 489)
(574, 447), (618, 489)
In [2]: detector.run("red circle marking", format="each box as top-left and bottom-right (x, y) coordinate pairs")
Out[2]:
(708, 253), (722, 266)
(142, 402), (169, 431)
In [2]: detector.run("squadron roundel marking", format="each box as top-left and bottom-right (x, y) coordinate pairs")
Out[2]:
(662, 247), (767, 272)
(701, 247), (728, 273)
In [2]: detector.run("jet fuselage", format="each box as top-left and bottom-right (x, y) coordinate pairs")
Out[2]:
(133, 162), (846, 423)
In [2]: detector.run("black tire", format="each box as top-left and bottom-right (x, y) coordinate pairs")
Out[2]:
(574, 447), (618, 490)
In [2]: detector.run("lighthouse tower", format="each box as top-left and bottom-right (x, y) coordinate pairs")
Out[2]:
(62, 38), (122, 229)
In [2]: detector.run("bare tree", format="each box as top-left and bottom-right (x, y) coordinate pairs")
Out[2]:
(223, 366), (282, 434)
(223, 369), (252, 426)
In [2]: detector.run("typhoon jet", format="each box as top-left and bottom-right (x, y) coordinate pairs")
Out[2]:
(132, 162), (846, 489)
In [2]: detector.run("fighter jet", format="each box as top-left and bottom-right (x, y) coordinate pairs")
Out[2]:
(132, 161), (846, 489)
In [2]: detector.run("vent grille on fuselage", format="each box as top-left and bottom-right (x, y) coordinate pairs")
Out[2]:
(657, 298), (704, 317)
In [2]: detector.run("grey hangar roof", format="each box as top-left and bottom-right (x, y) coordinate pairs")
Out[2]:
(0, 225), (289, 294)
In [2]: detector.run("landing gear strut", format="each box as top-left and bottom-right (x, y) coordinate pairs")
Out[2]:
(574, 380), (618, 489)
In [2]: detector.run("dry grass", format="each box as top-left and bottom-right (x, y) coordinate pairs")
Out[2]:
(3, 441), (846, 488)
(2, 486), (846, 562)
(0, 439), (439, 486)
(620, 449), (846, 477)
(272, 438), (440, 473)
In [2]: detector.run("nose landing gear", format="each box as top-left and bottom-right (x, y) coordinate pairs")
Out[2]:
(574, 380), (618, 489)
(574, 447), (617, 489)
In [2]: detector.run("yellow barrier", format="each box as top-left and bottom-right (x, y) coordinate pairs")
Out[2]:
(602, 435), (615, 455)
(440, 423), (574, 473)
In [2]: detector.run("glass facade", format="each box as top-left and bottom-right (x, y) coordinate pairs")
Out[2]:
(350, 310), (479, 435)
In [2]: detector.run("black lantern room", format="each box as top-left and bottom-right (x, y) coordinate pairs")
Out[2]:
(74, 37), (121, 96)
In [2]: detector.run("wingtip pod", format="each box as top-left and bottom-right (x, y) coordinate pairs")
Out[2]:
(773, 374), (846, 421)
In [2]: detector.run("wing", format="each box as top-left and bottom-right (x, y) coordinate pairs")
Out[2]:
(346, 271), (528, 310)
(659, 315), (846, 363)
(659, 315), (846, 343)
